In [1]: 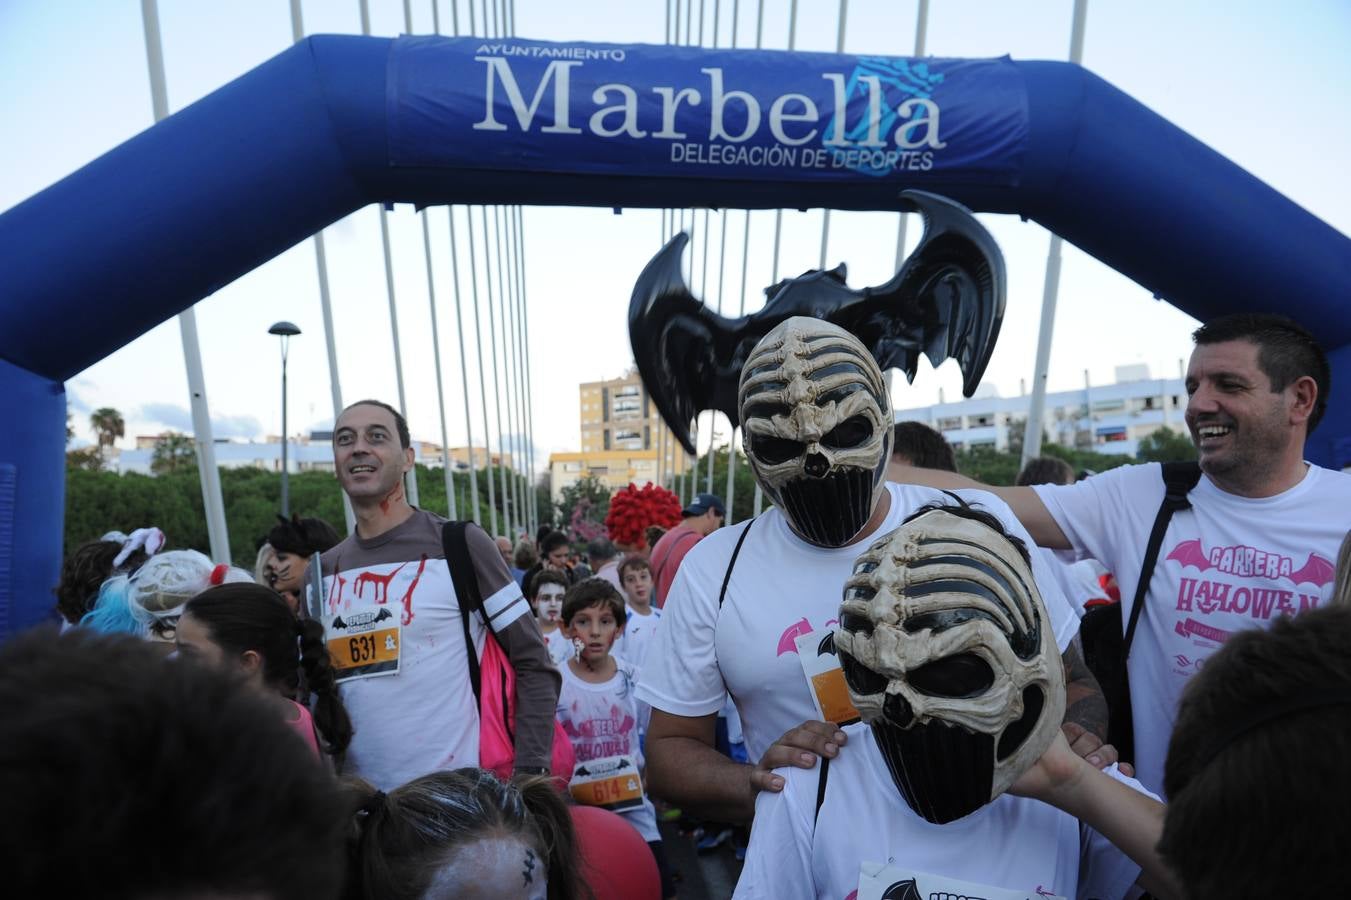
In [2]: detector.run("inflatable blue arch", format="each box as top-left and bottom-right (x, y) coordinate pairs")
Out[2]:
(2, 35), (1349, 637)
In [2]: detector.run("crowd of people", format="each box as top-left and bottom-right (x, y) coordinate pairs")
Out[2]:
(6, 312), (1350, 899)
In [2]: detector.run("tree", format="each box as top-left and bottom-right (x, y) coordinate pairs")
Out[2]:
(1136, 427), (1197, 463)
(682, 446), (760, 523)
(65, 446), (104, 472)
(151, 432), (197, 475)
(534, 472), (554, 532)
(555, 475), (610, 544)
(89, 407), (124, 458)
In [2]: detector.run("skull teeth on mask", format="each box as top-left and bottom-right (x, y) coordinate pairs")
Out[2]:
(834, 507), (1065, 823)
(738, 317), (892, 547)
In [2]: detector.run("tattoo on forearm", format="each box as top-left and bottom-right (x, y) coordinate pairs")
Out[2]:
(1062, 639), (1109, 740)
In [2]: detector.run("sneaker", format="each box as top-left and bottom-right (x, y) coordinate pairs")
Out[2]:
(658, 805), (683, 823)
(696, 828), (733, 853)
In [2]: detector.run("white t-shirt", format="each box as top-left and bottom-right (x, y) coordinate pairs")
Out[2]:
(314, 512), (531, 791)
(1048, 554), (1111, 619)
(734, 723), (1147, 900)
(637, 482), (1080, 764)
(541, 626), (575, 667)
(1034, 461), (1351, 796)
(557, 657), (660, 842)
(616, 604), (662, 669)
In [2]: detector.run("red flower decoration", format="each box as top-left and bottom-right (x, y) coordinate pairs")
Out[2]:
(604, 483), (682, 550)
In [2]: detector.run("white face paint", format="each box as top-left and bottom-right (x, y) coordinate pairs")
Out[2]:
(834, 508), (1065, 824)
(535, 585), (565, 624)
(739, 317), (892, 547)
(420, 837), (547, 900)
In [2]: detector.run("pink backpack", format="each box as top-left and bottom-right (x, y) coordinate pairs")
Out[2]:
(443, 522), (574, 785)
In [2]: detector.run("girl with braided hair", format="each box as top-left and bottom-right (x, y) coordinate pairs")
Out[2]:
(177, 582), (352, 766)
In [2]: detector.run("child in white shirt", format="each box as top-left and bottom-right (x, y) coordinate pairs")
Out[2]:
(557, 578), (676, 900)
(527, 569), (574, 667)
(615, 556), (662, 668)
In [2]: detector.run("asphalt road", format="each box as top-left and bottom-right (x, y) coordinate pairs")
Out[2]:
(658, 818), (745, 898)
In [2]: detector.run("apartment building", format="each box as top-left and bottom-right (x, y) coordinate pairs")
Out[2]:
(552, 370), (692, 502)
(893, 364), (1189, 456)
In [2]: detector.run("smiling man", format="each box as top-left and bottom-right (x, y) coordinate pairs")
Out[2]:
(308, 399), (560, 789)
(892, 313), (1351, 796)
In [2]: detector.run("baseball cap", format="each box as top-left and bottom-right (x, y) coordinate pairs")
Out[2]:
(682, 493), (725, 517)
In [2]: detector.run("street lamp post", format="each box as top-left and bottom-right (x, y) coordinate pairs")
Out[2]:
(269, 321), (301, 517)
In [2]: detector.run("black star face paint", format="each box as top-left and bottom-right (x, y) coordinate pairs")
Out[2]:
(522, 848), (536, 887)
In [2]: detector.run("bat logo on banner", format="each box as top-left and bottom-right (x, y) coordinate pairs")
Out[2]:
(629, 190), (1006, 454)
(1291, 553), (1336, 588)
(1165, 539), (1213, 573)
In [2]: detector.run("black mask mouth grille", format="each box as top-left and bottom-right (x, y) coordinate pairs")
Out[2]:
(776, 467), (875, 547)
(872, 718), (994, 825)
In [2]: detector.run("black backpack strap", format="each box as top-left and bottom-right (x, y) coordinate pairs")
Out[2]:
(718, 519), (756, 610)
(813, 756), (831, 829)
(442, 521), (484, 706)
(1121, 461), (1202, 660)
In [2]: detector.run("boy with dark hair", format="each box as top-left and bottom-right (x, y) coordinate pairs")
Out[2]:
(616, 556), (661, 668)
(889, 420), (958, 472)
(0, 629), (347, 899)
(1159, 605), (1351, 897)
(1015, 456), (1076, 487)
(616, 555), (663, 744)
(557, 578), (676, 899)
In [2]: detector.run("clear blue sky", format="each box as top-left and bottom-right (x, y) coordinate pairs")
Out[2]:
(2, 0), (1348, 467)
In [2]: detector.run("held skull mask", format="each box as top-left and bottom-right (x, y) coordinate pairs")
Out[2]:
(834, 506), (1065, 824)
(738, 317), (892, 547)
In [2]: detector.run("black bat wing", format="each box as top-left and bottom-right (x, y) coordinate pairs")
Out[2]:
(750, 190), (1005, 397)
(629, 192), (1005, 454)
(628, 232), (745, 455)
(868, 190), (1006, 397)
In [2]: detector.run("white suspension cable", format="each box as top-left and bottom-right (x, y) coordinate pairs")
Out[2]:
(290, 0), (354, 533)
(482, 206), (511, 537)
(140, 0), (231, 563)
(889, 0), (929, 405)
(818, 0), (848, 269)
(406, 0), (457, 519)
(506, 205), (531, 538)
(465, 209), (499, 536)
(515, 206), (540, 531)
(756, 0), (795, 519)
(443, 0), (481, 524)
(491, 205), (517, 539)
(361, 0), (418, 506)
